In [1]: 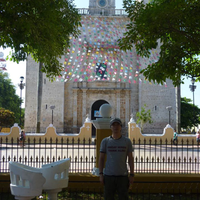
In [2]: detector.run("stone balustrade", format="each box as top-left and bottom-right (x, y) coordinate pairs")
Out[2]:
(77, 8), (128, 16)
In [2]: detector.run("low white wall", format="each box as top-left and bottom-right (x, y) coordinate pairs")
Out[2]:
(0, 122), (92, 144)
(128, 121), (196, 144)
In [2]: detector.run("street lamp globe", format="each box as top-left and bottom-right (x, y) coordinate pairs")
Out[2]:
(191, 77), (195, 84)
(20, 76), (24, 82)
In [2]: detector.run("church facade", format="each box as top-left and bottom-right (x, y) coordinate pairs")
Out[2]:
(24, 0), (179, 134)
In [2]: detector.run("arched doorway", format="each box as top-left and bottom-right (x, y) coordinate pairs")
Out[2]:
(91, 100), (109, 136)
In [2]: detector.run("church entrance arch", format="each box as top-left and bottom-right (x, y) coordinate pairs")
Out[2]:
(91, 100), (109, 136)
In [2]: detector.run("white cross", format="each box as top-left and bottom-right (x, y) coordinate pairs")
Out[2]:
(86, 126), (90, 131)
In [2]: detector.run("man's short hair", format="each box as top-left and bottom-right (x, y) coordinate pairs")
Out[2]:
(110, 118), (122, 127)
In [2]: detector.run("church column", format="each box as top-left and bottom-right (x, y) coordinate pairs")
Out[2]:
(82, 88), (87, 124)
(116, 83), (121, 118)
(116, 90), (120, 118)
(125, 89), (129, 125)
(73, 88), (78, 131)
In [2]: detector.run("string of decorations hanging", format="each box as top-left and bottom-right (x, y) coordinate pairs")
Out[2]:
(57, 16), (164, 86)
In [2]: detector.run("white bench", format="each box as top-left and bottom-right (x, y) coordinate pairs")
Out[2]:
(9, 161), (45, 200)
(41, 158), (70, 199)
(9, 158), (70, 200)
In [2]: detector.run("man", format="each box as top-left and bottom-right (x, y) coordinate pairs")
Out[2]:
(173, 129), (178, 145)
(99, 118), (134, 200)
(19, 130), (26, 147)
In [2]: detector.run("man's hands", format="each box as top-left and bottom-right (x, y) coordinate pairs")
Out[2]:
(100, 174), (104, 185)
(129, 176), (134, 187)
(99, 152), (105, 185)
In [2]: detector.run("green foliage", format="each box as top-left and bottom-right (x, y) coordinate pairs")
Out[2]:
(0, 0), (81, 79)
(0, 72), (21, 125)
(181, 97), (200, 129)
(119, 0), (200, 86)
(136, 104), (153, 132)
(0, 107), (15, 126)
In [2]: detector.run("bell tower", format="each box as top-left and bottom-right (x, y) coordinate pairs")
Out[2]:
(89, 0), (115, 15)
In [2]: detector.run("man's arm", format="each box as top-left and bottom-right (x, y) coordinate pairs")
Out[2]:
(128, 152), (134, 185)
(99, 152), (105, 184)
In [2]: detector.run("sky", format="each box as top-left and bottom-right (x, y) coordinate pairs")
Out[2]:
(0, 0), (200, 109)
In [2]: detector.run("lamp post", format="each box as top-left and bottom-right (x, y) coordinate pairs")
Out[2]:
(50, 105), (55, 124)
(166, 106), (172, 125)
(189, 77), (197, 133)
(18, 76), (25, 126)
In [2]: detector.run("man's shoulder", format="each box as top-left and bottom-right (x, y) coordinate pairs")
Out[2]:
(101, 136), (111, 143)
(122, 135), (131, 141)
(104, 136), (111, 140)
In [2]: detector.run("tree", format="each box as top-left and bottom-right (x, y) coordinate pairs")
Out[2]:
(181, 97), (200, 129)
(136, 104), (153, 132)
(1, 0), (81, 132)
(0, 0), (81, 79)
(0, 108), (15, 127)
(0, 72), (21, 124)
(119, 0), (200, 86)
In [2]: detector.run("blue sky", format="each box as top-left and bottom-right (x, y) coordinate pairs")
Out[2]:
(0, 0), (199, 109)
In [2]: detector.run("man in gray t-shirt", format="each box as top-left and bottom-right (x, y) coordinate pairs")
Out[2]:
(99, 118), (134, 200)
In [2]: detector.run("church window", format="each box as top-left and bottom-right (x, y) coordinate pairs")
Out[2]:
(96, 63), (107, 80)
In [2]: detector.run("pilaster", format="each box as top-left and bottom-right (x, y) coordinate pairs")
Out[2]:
(73, 89), (78, 130)
(82, 89), (87, 124)
(125, 90), (129, 125)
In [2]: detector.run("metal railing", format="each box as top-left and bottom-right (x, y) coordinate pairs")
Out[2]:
(0, 137), (96, 173)
(1, 137), (200, 174)
(133, 138), (200, 174)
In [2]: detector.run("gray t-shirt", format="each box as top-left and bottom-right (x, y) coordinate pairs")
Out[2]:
(100, 135), (133, 176)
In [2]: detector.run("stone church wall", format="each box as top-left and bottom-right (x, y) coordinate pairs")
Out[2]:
(138, 51), (176, 133)
(24, 56), (39, 132)
(25, 56), (65, 133)
(24, 15), (177, 134)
